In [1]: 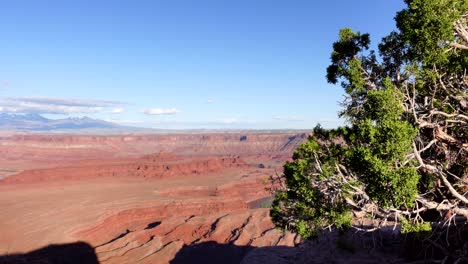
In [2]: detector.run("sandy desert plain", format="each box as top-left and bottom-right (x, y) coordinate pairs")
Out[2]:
(0, 131), (308, 263)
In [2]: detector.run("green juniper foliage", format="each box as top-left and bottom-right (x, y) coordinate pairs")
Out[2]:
(271, 0), (468, 246)
(271, 128), (353, 238)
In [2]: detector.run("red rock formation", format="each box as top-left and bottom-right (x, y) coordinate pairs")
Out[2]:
(90, 209), (298, 264)
(75, 198), (250, 246)
(1, 155), (246, 184)
(0, 132), (306, 162)
(0, 131), (309, 263)
(0, 132), (307, 177)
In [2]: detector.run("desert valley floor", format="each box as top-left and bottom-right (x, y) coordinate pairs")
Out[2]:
(0, 132), (308, 263)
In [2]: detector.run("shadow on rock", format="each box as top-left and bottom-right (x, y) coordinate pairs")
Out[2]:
(169, 241), (298, 264)
(169, 228), (408, 264)
(0, 242), (98, 264)
(169, 241), (253, 264)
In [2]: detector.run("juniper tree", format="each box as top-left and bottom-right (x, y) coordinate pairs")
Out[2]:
(271, 0), (467, 260)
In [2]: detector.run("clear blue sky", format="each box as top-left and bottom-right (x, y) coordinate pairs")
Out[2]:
(0, 0), (406, 129)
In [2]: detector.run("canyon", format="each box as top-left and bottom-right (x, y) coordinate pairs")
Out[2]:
(0, 131), (308, 263)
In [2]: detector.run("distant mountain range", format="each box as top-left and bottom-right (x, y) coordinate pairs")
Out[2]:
(0, 113), (133, 131)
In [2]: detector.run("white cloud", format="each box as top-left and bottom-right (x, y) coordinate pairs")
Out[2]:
(143, 108), (180, 115)
(219, 118), (238, 124)
(0, 97), (125, 115)
(272, 115), (304, 122)
(5, 97), (123, 107)
(105, 118), (143, 124)
(207, 99), (214, 104)
(111, 108), (125, 114)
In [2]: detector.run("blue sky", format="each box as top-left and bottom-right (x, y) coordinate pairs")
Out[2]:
(0, 1), (406, 129)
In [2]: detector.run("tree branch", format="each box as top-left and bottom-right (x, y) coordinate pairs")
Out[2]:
(417, 197), (468, 218)
(437, 172), (468, 205)
(450, 42), (468, 50)
(454, 16), (468, 47)
(430, 110), (468, 121)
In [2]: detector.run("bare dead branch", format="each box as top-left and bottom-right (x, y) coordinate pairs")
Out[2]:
(417, 197), (468, 218)
(437, 172), (468, 205)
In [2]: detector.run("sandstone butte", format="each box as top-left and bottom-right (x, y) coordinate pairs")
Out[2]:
(0, 132), (310, 264)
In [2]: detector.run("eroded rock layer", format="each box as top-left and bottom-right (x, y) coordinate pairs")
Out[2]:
(1, 155), (246, 184)
(92, 209), (298, 264)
